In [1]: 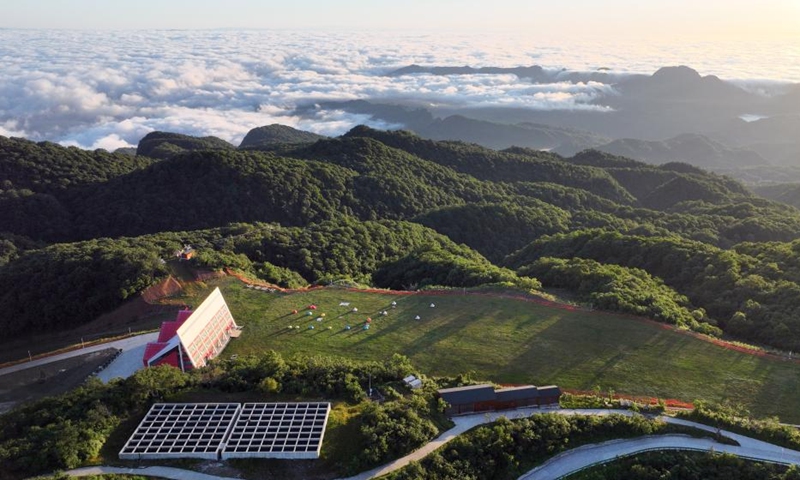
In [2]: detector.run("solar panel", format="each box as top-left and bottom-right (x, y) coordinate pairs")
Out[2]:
(222, 402), (331, 459)
(119, 403), (240, 460)
(119, 402), (332, 461)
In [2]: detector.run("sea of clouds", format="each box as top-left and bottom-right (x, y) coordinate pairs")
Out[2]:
(1, 30), (797, 149)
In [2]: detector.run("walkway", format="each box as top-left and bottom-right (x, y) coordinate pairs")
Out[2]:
(522, 431), (800, 479)
(66, 465), (240, 480)
(62, 408), (800, 480)
(0, 332), (158, 378)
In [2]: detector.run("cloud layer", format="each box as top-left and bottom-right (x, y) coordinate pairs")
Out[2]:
(0, 30), (796, 149)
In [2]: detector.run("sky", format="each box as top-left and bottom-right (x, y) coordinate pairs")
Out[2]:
(1, 1), (798, 149)
(2, 0), (799, 41)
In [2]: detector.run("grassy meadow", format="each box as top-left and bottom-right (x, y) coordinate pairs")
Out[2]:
(174, 278), (800, 422)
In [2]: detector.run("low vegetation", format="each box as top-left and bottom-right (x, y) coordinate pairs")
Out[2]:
(566, 450), (800, 480)
(679, 400), (800, 452)
(0, 352), (448, 479)
(385, 413), (715, 480)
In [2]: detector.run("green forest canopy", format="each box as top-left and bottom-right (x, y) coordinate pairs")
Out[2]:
(4, 126), (800, 350)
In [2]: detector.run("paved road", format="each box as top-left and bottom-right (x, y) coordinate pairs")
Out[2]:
(0, 332), (158, 378)
(97, 343), (150, 382)
(66, 465), (240, 480)
(522, 432), (800, 479)
(62, 408), (800, 480)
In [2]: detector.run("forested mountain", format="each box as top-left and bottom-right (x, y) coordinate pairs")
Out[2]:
(239, 124), (327, 149)
(596, 134), (768, 169)
(4, 126), (800, 350)
(136, 131), (234, 160)
(0, 136), (156, 192)
(752, 183), (800, 210)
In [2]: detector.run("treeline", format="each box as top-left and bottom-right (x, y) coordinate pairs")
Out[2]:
(373, 245), (540, 291)
(3, 131), (799, 252)
(0, 218), (540, 336)
(520, 257), (720, 335)
(0, 237), (170, 336)
(568, 451), (800, 480)
(0, 352), (444, 479)
(507, 229), (800, 350)
(0, 136), (156, 193)
(341, 126), (636, 204)
(680, 401), (800, 452)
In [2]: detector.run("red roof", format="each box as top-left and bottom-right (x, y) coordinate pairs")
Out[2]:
(142, 342), (182, 368)
(143, 342), (169, 366)
(154, 350), (181, 368)
(144, 308), (196, 368)
(157, 321), (180, 342)
(175, 309), (193, 323)
(156, 309), (193, 342)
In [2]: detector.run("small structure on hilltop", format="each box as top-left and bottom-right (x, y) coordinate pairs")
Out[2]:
(143, 287), (240, 372)
(437, 384), (561, 416)
(403, 375), (423, 389)
(176, 244), (195, 260)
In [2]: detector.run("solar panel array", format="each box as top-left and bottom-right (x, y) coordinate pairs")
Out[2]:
(119, 402), (331, 461)
(119, 403), (240, 460)
(222, 402), (330, 459)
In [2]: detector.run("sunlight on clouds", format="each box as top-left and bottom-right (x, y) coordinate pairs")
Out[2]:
(0, 29), (797, 149)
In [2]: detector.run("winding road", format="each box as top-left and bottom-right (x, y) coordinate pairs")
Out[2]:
(62, 408), (800, 480)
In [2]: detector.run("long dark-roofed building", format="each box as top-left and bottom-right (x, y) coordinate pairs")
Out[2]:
(438, 383), (561, 416)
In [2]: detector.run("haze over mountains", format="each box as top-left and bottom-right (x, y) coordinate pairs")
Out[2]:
(2, 29), (800, 197)
(309, 65), (800, 178)
(2, 30), (798, 165)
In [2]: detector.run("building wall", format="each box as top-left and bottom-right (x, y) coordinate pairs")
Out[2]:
(444, 394), (561, 415)
(177, 287), (237, 368)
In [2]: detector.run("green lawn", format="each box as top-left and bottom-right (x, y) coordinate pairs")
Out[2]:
(175, 278), (800, 422)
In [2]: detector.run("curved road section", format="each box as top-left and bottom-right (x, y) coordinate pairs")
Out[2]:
(63, 408), (800, 480)
(521, 434), (800, 479)
(67, 466), (239, 480)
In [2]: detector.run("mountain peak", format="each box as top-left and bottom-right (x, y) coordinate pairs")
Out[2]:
(651, 65), (702, 81)
(239, 124), (326, 149)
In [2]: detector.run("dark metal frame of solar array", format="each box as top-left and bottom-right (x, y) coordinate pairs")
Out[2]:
(119, 402), (332, 461)
(119, 403), (240, 460)
(222, 402), (331, 459)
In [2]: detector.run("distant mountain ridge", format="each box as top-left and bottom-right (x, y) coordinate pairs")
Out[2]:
(296, 100), (607, 154)
(386, 64), (640, 84)
(309, 66), (800, 168)
(418, 115), (608, 154)
(596, 134), (768, 169)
